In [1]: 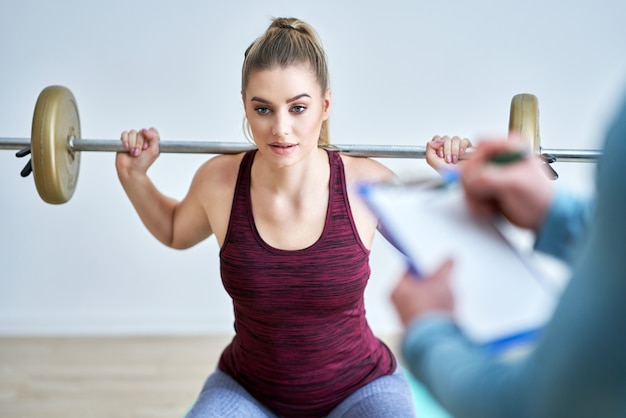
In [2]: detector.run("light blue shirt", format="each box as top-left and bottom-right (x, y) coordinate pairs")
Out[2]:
(402, 92), (626, 418)
(534, 187), (593, 264)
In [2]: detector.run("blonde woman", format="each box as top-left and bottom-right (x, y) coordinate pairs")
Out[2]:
(117, 17), (468, 417)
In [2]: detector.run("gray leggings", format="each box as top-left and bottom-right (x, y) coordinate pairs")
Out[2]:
(185, 367), (417, 418)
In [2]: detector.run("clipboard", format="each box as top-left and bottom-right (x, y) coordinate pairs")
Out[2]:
(358, 178), (560, 354)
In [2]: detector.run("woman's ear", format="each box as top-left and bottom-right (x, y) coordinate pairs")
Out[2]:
(322, 88), (332, 120)
(241, 92), (251, 119)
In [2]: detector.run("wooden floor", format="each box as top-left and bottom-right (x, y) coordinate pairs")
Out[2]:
(0, 334), (400, 418)
(0, 335), (234, 418)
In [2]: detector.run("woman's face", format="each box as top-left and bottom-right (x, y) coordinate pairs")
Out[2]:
(243, 64), (330, 164)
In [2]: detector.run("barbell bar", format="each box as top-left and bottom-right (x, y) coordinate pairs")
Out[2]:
(1, 85), (601, 205)
(1, 136), (432, 158)
(0, 136), (602, 161)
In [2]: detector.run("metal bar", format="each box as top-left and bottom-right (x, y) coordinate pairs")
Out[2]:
(0, 136), (603, 161)
(328, 144), (428, 158)
(69, 139), (430, 158)
(540, 148), (600, 163)
(0, 137), (30, 150)
(69, 138), (256, 154)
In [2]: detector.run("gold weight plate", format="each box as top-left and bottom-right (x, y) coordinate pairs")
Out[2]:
(508, 93), (540, 152)
(31, 85), (81, 204)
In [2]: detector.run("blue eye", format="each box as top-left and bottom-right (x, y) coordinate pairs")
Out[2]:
(255, 107), (271, 115)
(292, 105), (306, 113)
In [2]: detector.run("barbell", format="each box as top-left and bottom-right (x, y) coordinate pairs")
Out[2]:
(1, 85), (601, 205)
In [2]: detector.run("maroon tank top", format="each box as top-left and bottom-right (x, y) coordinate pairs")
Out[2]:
(218, 150), (395, 417)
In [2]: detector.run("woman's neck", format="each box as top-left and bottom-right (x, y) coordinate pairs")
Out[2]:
(251, 148), (329, 196)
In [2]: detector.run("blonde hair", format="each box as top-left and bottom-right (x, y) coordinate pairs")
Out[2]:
(242, 17), (330, 146)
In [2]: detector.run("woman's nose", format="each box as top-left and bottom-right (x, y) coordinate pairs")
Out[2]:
(271, 113), (289, 137)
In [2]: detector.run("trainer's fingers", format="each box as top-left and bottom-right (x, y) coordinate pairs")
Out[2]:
(464, 190), (500, 218)
(472, 138), (527, 162)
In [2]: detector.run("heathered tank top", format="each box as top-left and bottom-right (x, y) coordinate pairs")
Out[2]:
(218, 149), (396, 417)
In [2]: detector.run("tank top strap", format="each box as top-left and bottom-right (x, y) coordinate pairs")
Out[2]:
(221, 150), (256, 249)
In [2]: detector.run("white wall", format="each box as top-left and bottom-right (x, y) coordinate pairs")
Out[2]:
(1, 0), (625, 336)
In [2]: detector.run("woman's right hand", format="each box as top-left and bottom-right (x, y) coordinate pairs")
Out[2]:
(115, 127), (161, 178)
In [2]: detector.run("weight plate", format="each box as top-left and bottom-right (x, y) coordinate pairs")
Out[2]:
(508, 93), (540, 152)
(31, 85), (81, 204)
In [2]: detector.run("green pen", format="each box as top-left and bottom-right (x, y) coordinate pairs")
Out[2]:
(460, 148), (529, 164)
(488, 148), (558, 178)
(393, 148), (531, 189)
(488, 149), (529, 165)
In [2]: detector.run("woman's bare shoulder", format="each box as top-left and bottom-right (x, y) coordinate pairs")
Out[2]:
(193, 153), (246, 189)
(340, 154), (396, 184)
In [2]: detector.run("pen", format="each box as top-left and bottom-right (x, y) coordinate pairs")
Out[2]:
(395, 149), (529, 189)
(439, 149), (528, 184)
(487, 148), (558, 180)
(488, 149), (529, 165)
(439, 149), (528, 185)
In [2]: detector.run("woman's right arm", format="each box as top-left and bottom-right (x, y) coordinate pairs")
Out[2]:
(115, 127), (213, 249)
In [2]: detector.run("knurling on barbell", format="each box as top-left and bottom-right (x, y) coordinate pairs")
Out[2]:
(1, 85), (600, 205)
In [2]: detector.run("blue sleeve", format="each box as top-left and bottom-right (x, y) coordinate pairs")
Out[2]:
(533, 187), (593, 265)
(402, 315), (533, 418)
(401, 89), (626, 418)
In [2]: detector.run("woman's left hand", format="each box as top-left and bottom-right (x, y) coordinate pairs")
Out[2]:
(426, 135), (472, 172)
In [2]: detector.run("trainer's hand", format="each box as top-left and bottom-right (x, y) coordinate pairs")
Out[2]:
(391, 259), (455, 326)
(461, 136), (554, 232)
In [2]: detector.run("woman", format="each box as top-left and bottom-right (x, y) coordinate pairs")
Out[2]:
(117, 17), (468, 417)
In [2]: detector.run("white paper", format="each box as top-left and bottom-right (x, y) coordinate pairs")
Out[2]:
(359, 180), (560, 346)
